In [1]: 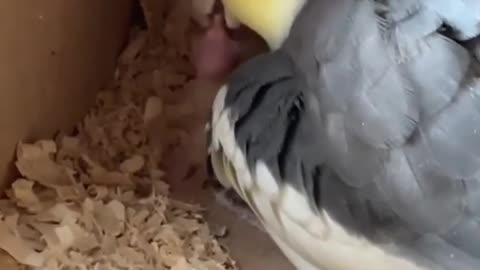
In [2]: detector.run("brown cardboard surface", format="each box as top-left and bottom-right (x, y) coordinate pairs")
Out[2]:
(0, 0), (133, 189)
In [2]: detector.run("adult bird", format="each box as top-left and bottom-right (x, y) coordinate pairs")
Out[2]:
(207, 1), (480, 269)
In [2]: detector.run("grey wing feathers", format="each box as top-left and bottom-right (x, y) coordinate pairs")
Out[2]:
(286, 0), (480, 268)
(383, 0), (480, 40)
(290, 0), (480, 150)
(298, 0), (421, 149)
(346, 1), (480, 268)
(401, 35), (471, 119)
(220, 0), (480, 268)
(385, 0), (479, 119)
(424, 0), (480, 40)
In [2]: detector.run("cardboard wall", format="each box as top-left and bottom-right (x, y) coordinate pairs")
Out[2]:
(0, 0), (133, 188)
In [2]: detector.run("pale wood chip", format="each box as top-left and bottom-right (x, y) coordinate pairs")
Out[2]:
(144, 96), (164, 125)
(119, 155), (145, 173)
(0, 216), (45, 267)
(15, 155), (73, 188)
(10, 179), (41, 211)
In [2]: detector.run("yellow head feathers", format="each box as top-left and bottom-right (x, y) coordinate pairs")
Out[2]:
(222, 0), (306, 50)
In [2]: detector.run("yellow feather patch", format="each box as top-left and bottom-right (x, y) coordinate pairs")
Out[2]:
(222, 0), (307, 49)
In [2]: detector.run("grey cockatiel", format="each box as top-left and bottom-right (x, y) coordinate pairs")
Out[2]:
(207, 1), (480, 269)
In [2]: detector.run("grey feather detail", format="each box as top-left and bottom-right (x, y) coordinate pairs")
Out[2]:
(423, 0), (480, 40)
(414, 234), (480, 269)
(377, 147), (466, 234)
(412, 79), (480, 180)
(286, 0), (479, 150)
(323, 113), (389, 187)
(444, 219), (480, 258)
(401, 35), (471, 119)
(215, 0), (480, 268)
(341, 1), (419, 148)
(473, 37), (480, 61)
(375, 0), (441, 63)
(290, 0), (420, 149)
(380, 0), (480, 41)
(382, 0), (422, 22)
(281, 0), (480, 267)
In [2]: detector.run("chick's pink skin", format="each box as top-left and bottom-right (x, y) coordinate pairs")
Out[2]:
(191, 14), (240, 82)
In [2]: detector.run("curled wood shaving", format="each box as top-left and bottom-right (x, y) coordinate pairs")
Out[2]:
(0, 1), (238, 269)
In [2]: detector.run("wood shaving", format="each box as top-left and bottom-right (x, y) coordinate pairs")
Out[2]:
(0, 1), (238, 269)
(1, 136), (236, 270)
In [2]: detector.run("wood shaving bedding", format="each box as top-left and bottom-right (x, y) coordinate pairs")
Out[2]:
(0, 1), (238, 269)
(0, 140), (236, 270)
